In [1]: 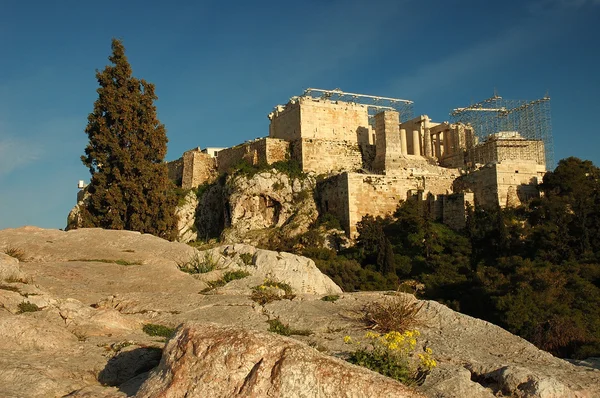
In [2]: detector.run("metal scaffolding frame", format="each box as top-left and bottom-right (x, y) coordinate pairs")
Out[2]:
(301, 88), (415, 123)
(450, 94), (554, 169)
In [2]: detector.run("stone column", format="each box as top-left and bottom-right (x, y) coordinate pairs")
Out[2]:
(400, 128), (408, 156)
(423, 118), (432, 158)
(445, 129), (452, 155)
(435, 133), (442, 158)
(412, 130), (420, 156)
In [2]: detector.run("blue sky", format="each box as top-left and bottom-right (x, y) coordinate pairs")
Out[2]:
(1, 0), (599, 229)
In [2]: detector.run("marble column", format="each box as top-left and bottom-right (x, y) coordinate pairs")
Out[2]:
(412, 130), (420, 156)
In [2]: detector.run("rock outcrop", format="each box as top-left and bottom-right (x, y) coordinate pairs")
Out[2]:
(174, 190), (199, 243)
(195, 244), (342, 295)
(0, 227), (598, 397)
(136, 322), (424, 398)
(194, 170), (319, 245)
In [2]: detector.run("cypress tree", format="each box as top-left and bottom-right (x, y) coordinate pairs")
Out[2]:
(79, 38), (177, 240)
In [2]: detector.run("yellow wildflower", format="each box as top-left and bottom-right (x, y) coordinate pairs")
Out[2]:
(343, 335), (352, 344)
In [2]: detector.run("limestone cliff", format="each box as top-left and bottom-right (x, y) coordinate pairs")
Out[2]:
(192, 169), (319, 246)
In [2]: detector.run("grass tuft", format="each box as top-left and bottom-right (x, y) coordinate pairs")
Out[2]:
(177, 252), (218, 274)
(3, 246), (27, 262)
(142, 323), (175, 338)
(362, 293), (425, 333)
(267, 318), (312, 336)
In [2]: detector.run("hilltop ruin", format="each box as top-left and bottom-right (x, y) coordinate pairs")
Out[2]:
(168, 89), (550, 237)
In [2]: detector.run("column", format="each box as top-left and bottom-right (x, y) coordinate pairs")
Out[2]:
(435, 133), (442, 158)
(400, 128), (408, 156)
(412, 130), (420, 156)
(423, 119), (432, 158)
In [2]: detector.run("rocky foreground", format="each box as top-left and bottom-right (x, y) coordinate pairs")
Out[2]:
(0, 227), (598, 398)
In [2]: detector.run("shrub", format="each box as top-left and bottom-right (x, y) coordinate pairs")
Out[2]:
(239, 253), (254, 266)
(345, 330), (436, 385)
(251, 279), (295, 305)
(267, 318), (312, 336)
(142, 323), (175, 338)
(321, 295), (340, 302)
(3, 246), (26, 262)
(363, 293), (425, 333)
(177, 252), (218, 274)
(203, 270), (251, 291)
(17, 302), (40, 313)
(272, 181), (285, 191)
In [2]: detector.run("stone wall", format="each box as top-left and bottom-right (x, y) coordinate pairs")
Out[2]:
(454, 161), (544, 208)
(467, 136), (545, 166)
(298, 139), (364, 174)
(217, 138), (290, 174)
(167, 158), (184, 185)
(182, 149), (217, 189)
(442, 192), (474, 230)
(318, 169), (457, 237)
(316, 173), (351, 234)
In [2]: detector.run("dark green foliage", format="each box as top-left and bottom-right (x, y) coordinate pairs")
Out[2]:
(79, 39), (177, 240)
(321, 294), (340, 302)
(300, 158), (600, 358)
(142, 323), (175, 338)
(267, 318), (312, 336)
(17, 302), (40, 313)
(347, 350), (412, 385)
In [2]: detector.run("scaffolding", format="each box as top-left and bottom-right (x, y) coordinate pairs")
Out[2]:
(301, 88), (415, 123)
(450, 94), (554, 169)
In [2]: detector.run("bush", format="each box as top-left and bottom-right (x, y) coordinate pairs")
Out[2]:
(177, 252), (218, 274)
(251, 279), (295, 305)
(17, 302), (40, 313)
(363, 293), (425, 333)
(143, 323), (175, 338)
(345, 330), (436, 385)
(321, 295), (340, 302)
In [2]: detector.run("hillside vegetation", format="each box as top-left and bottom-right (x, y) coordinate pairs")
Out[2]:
(305, 157), (600, 359)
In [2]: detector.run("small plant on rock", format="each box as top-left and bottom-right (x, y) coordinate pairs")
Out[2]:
(202, 270), (251, 292)
(345, 330), (436, 386)
(142, 323), (175, 338)
(267, 318), (312, 336)
(17, 302), (40, 313)
(239, 252), (254, 266)
(177, 252), (218, 274)
(363, 293), (425, 333)
(321, 294), (340, 302)
(251, 278), (295, 305)
(3, 246), (27, 262)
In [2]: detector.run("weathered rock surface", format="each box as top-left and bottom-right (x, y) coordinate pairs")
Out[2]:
(0, 252), (27, 282)
(135, 322), (425, 398)
(174, 190), (199, 243)
(0, 227), (598, 398)
(196, 243), (342, 295)
(195, 170), (319, 245)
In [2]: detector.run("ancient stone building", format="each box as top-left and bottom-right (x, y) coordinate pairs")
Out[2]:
(167, 89), (549, 237)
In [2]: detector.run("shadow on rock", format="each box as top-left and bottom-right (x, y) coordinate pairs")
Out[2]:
(98, 346), (162, 394)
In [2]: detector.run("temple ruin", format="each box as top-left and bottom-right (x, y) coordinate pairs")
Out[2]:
(168, 88), (551, 237)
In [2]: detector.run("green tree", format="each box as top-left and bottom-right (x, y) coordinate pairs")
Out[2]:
(79, 39), (177, 240)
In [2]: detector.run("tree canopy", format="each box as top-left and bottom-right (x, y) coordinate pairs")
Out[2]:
(79, 39), (177, 240)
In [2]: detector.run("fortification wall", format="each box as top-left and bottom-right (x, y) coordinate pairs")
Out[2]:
(167, 158), (184, 185)
(316, 173), (351, 234)
(269, 102), (301, 141)
(454, 162), (544, 208)
(468, 138), (545, 166)
(341, 171), (456, 237)
(269, 97), (372, 144)
(217, 138), (290, 174)
(182, 149), (217, 189)
(442, 192), (474, 230)
(299, 139), (364, 174)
